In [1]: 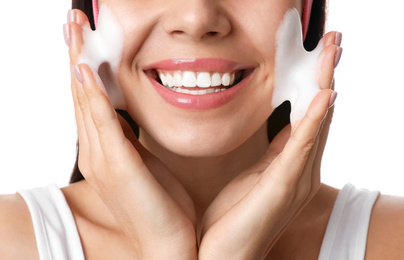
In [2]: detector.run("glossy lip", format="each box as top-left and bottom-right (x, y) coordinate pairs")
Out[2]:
(144, 58), (255, 110)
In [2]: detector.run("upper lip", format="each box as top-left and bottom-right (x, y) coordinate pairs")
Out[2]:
(143, 57), (255, 72)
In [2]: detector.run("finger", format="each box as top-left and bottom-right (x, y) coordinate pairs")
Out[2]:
(68, 9), (90, 27)
(244, 123), (292, 175)
(65, 13), (90, 166)
(299, 105), (333, 192)
(312, 92), (336, 173)
(298, 82), (337, 196)
(313, 106), (334, 170)
(70, 64), (90, 156)
(68, 21), (84, 66)
(301, 37), (341, 185)
(72, 65), (102, 160)
(318, 45), (342, 91)
(263, 125), (291, 167)
(66, 9), (94, 149)
(319, 31), (342, 49)
(300, 83), (335, 167)
(307, 80), (336, 170)
(266, 89), (333, 186)
(66, 9), (93, 66)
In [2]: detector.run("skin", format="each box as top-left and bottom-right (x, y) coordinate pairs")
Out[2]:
(0, 0), (404, 259)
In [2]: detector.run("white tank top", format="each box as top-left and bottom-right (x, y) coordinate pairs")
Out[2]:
(18, 184), (84, 260)
(18, 183), (379, 260)
(318, 183), (380, 260)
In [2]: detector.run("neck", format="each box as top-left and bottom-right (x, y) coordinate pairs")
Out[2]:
(139, 123), (269, 217)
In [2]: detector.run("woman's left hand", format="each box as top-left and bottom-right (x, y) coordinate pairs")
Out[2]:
(198, 31), (341, 259)
(65, 10), (198, 259)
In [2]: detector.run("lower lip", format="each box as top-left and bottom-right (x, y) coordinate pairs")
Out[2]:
(147, 73), (252, 110)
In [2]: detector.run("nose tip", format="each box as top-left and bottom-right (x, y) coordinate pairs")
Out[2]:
(163, 0), (231, 41)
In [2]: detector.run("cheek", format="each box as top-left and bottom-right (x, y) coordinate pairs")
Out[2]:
(113, 4), (165, 66)
(232, 1), (298, 62)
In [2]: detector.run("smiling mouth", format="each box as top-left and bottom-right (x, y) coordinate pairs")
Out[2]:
(146, 69), (251, 95)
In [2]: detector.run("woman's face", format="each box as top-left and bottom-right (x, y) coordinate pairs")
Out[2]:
(99, 0), (303, 157)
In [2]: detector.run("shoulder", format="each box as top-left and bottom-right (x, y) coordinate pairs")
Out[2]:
(366, 194), (404, 259)
(0, 193), (39, 259)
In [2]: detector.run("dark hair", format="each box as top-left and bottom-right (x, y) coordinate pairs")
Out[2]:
(69, 0), (327, 184)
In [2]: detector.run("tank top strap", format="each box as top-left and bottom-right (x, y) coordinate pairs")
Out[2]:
(318, 184), (380, 260)
(18, 184), (84, 260)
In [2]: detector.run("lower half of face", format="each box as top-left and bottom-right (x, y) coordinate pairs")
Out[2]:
(119, 66), (275, 157)
(106, 0), (301, 157)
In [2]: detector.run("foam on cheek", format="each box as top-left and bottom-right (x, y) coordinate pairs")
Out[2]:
(272, 8), (324, 127)
(78, 4), (125, 109)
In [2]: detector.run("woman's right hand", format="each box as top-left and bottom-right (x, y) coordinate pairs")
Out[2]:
(64, 10), (197, 259)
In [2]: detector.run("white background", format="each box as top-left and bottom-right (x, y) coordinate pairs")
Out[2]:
(0, 0), (403, 195)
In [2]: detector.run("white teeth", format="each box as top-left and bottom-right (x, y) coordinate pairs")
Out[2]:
(167, 86), (227, 95)
(230, 73), (235, 85)
(222, 73), (231, 86)
(182, 71), (197, 87)
(197, 72), (211, 88)
(175, 87), (190, 94)
(211, 72), (221, 86)
(173, 72), (182, 87)
(166, 74), (174, 87)
(157, 70), (238, 88)
(159, 73), (167, 86)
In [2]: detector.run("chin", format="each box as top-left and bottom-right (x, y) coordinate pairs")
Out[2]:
(155, 129), (246, 158)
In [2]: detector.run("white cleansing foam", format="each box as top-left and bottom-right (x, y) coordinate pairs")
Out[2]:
(79, 4), (125, 109)
(272, 8), (324, 127)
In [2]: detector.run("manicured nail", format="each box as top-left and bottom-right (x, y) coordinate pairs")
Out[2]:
(328, 91), (338, 108)
(63, 23), (71, 47)
(73, 65), (83, 84)
(67, 9), (76, 23)
(335, 32), (342, 46)
(334, 47), (343, 68)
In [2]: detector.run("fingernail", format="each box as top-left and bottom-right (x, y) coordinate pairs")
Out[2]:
(73, 65), (83, 84)
(67, 9), (76, 23)
(63, 23), (71, 47)
(334, 47), (343, 68)
(335, 32), (342, 46)
(328, 91), (338, 108)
